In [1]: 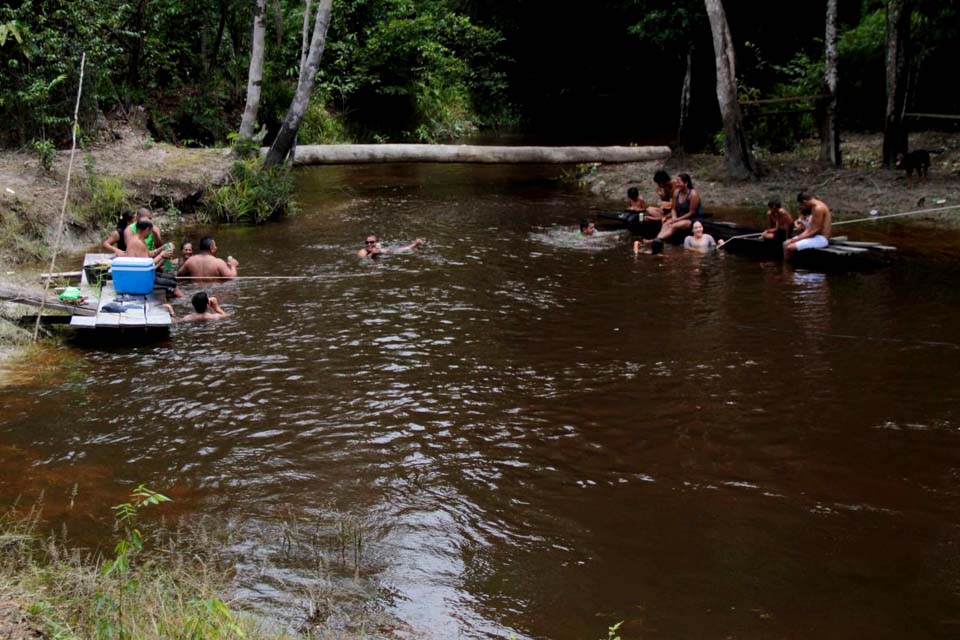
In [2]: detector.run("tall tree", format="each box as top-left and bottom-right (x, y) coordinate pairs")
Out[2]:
(678, 45), (694, 149)
(264, 0), (332, 167)
(238, 0), (267, 139)
(883, 0), (911, 167)
(819, 0), (841, 166)
(703, 0), (755, 177)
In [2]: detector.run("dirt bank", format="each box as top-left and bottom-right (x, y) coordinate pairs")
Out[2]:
(0, 124), (233, 270)
(583, 131), (960, 227)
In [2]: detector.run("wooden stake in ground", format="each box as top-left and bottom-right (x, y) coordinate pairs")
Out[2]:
(34, 52), (85, 342)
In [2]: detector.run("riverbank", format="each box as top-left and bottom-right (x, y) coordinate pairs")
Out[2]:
(0, 124), (234, 270)
(583, 131), (960, 226)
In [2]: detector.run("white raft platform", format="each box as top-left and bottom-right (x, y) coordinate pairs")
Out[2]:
(69, 254), (172, 331)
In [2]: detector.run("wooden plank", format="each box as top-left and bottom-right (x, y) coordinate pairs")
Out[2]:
(904, 112), (960, 121)
(739, 94), (828, 106)
(70, 315), (97, 329)
(38, 270), (82, 281)
(831, 240), (897, 250)
(818, 246), (869, 255)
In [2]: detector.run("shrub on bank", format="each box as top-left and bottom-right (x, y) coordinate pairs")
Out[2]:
(201, 158), (296, 225)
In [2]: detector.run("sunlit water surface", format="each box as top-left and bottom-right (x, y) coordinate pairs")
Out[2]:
(3, 164), (960, 639)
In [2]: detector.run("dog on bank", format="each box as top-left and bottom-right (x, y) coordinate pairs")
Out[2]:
(896, 149), (931, 186)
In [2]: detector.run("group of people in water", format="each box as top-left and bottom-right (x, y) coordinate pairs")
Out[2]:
(102, 207), (238, 321)
(579, 170), (833, 258)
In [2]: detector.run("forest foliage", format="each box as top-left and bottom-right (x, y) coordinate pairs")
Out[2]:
(1, 0), (959, 152)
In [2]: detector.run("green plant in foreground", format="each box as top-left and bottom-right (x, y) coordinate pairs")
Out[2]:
(32, 139), (57, 171)
(97, 485), (172, 639)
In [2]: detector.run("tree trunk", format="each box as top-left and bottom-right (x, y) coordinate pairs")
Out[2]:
(819, 0), (841, 166)
(126, 0), (150, 95)
(239, 0), (267, 139)
(703, 0), (756, 178)
(264, 0), (333, 168)
(678, 45), (693, 150)
(290, 0), (313, 163)
(282, 144), (674, 165)
(883, 0), (910, 167)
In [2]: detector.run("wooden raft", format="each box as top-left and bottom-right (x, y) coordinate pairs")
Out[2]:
(69, 254), (172, 330)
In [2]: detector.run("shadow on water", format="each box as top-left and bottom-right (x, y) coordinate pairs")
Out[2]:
(3, 163), (960, 639)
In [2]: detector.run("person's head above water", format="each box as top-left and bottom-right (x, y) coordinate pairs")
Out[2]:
(198, 236), (216, 254)
(191, 291), (209, 313)
(579, 219), (596, 236)
(180, 241), (194, 259)
(692, 220), (704, 237)
(365, 235), (378, 246)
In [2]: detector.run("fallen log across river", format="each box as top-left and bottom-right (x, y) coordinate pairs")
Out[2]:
(281, 144), (672, 165)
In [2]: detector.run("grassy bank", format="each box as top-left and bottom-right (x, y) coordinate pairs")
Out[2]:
(1, 489), (294, 640)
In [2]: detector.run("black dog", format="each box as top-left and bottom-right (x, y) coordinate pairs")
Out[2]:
(896, 149), (931, 186)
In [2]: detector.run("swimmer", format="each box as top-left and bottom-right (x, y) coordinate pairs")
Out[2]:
(579, 219), (596, 236)
(358, 235), (425, 258)
(166, 291), (230, 322)
(682, 220), (716, 252)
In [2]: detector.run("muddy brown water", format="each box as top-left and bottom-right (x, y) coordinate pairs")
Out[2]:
(3, 164), (960, 639)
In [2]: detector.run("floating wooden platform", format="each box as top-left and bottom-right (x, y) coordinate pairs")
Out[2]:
(69, 254), (172, 331)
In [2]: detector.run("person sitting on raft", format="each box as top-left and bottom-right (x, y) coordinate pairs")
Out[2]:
(124, 208), (165, 260)
(358, 235), (425, 258)
(653, 170), (679, 216)
(683, 220), (716, 252)
(177, 236), (239, 282)
(655, 173), (701, 243)
(579, 219), (596, 236)
(761, 198), (794, 243)
(784, 192), (832, 259)
(102, 210), (135, 256)
(794, 206), (812, 233)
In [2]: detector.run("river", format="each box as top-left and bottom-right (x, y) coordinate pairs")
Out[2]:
(2, 163), (960, 639)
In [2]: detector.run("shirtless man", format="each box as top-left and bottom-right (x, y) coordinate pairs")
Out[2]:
(124, 220), (170, 268)
(579, 219), (596, 236)
(357, 235), (424, 258)
(177, 236), (239, 282)
(163, 292), (229, 322)
(124, 208), (164, 259)
(761, 198), (794, 243)
(784, 192), (832, 259)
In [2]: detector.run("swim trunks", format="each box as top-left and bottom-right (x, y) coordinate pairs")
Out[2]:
(794, 235), (829, 251)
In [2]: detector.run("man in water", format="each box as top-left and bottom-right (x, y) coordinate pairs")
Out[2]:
(761, 198), (794, 243)
(784, 192), (832, 258)
(177, 236), (239, 282)
(579, 219), (596, 236)
(164, 291), (230, 322)
(357, 235), (424, 258)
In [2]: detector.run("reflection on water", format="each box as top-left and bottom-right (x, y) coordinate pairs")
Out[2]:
(3, 164), (960, 639)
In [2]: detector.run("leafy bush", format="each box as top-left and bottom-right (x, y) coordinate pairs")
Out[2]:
(297, 99), (351, 144)
(201, 158), (295, 224)
(32, 139), (56, 171)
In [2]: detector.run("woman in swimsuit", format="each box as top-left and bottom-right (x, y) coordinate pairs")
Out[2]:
(683, 220), (716, 252)
(656, 173), (701, 242)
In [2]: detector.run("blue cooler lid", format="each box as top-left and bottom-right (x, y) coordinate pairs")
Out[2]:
(112, 257), (155, 270)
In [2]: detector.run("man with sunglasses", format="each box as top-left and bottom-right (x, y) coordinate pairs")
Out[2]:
(357, 234), (424, 258)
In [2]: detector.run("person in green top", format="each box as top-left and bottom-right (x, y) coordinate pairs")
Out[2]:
(123, 208), (164, 257)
